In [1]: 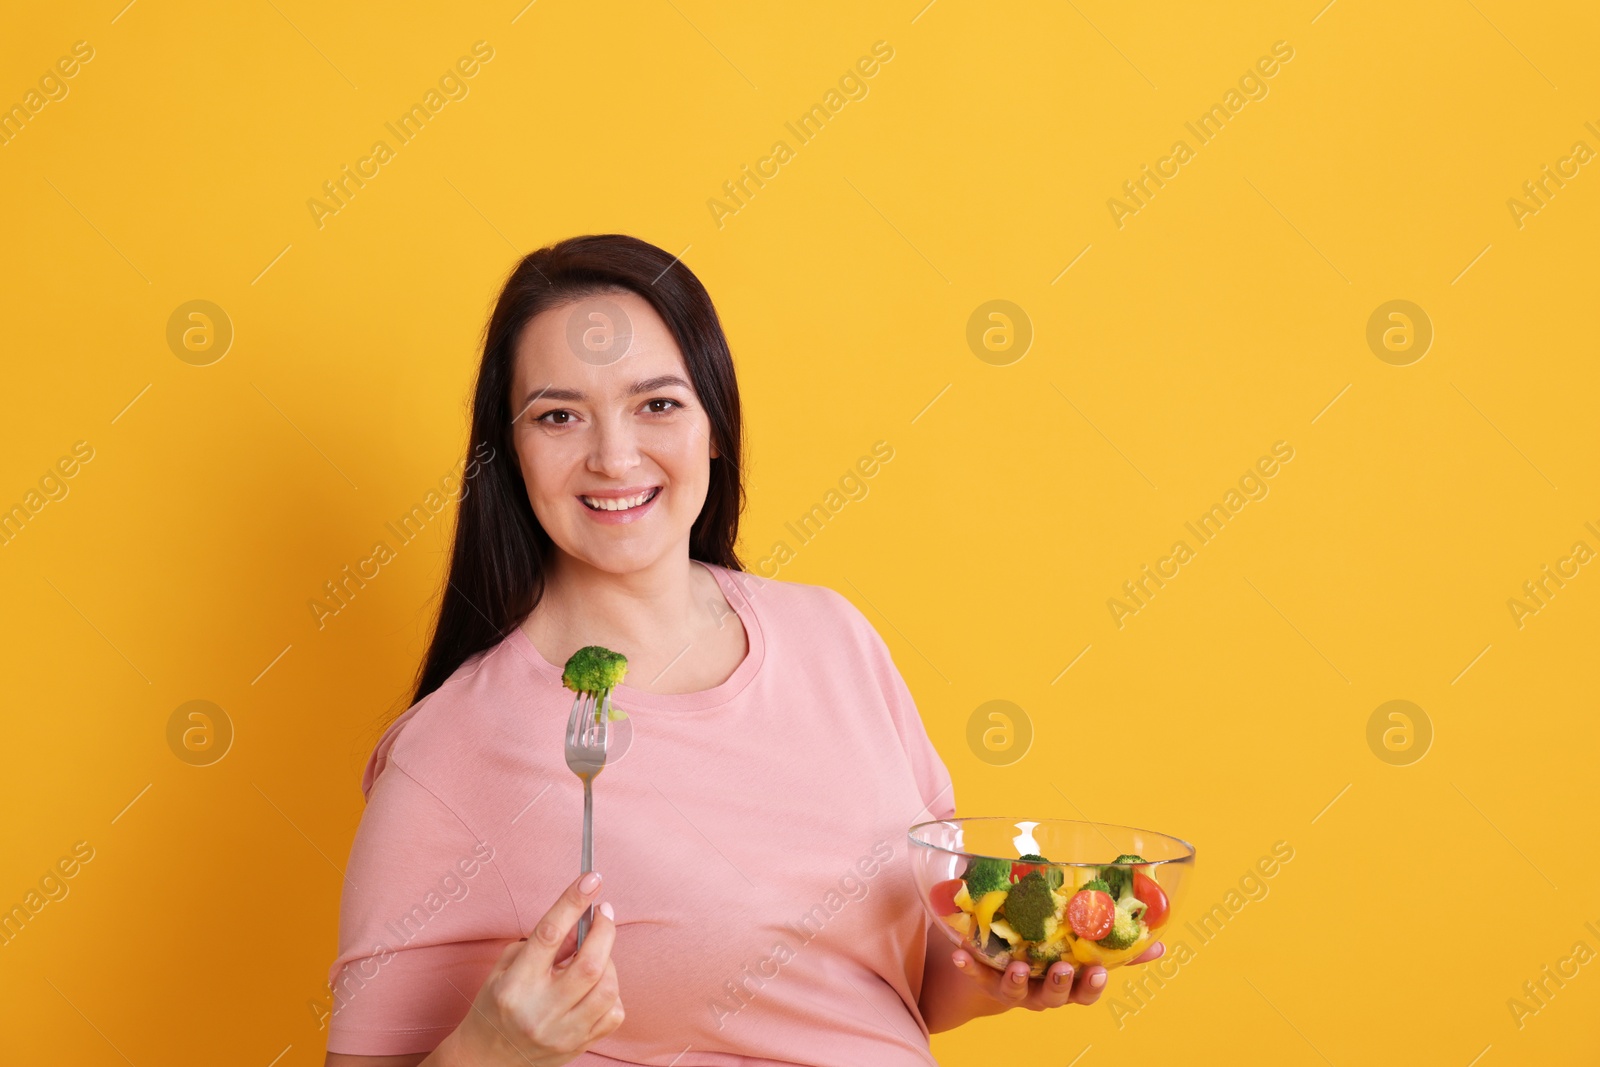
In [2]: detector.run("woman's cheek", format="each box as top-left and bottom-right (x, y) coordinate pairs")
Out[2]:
(648, 418), (714, 463)
(519, 459), (567, 518)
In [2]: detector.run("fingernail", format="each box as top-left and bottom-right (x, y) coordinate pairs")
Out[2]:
(953, 956), (965, 969)
(599, 901), (614, 920)
(1011, 969), (1026, 984)
(1053, 969), (1071, 986)
(1091, 971), (1106, 988)
(580, 871), (602, 894)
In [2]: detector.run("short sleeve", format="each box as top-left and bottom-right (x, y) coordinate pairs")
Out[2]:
(846, 597), (957, 825)
(326, 760), (521, 1055)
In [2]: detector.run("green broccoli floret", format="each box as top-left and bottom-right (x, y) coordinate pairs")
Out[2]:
(1103, 854), (1147, 900)
(1080, 878), (1112, 896)
(999, 871), (1055, 940)
(562, 646), (629, 720)
(1097, 905), (1144, 950)
(562, 645), (628, 692)
(1096, 859), (1150, 949)
(1019, 853), (1065, 891)
(1027, 937), (1067, 963)
(962, 857), (1011, 898)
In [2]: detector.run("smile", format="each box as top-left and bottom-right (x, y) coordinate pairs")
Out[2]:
(580, 487), (661, 512)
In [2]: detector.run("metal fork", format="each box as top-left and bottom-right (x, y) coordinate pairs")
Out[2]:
(564, 689), (612, 948)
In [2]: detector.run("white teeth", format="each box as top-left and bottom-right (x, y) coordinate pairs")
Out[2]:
(582, 488), (656, 511)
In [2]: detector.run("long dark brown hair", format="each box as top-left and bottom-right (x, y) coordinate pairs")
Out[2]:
(405, 234), (745, 711)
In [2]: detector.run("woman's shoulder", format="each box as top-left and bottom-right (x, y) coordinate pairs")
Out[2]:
(358, 635), (524, 799)
(714, 564), (876, 642)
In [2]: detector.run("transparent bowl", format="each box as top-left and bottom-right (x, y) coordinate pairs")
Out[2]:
(908, 817), (1195, 978)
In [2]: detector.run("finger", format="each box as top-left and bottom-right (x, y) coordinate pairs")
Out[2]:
(951, 949), (987, 984)
(1036, 962), (1076, 1008)
(551, 898), (613, 963)
(951, 950), (1010, 1002)
(996, 959), (1031, 1002)
(1129, 940), (1166, 966)
(574, 960), (625, 1042)
(552, 899), (618, 1005)
(952, 949), (1006, 986)
(487, 937), (525, 980)
(582, 994), (626, 1045)
(505, 871), (604, 980)
(1069, 964), (1108, 1005)
(952, 950), (1038, 1004)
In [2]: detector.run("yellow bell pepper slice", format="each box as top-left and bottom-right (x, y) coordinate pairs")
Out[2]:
(990, 919), (1023, 947)
(1069, 867), (1101, 892)
(974, 889), (1008, 941)
(940, 912), (974, 939)
(1070, 934), (1105, 965)
(1070, 928), (1156, 968)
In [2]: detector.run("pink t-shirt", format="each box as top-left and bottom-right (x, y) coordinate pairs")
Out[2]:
(326, 562), (957, 1063)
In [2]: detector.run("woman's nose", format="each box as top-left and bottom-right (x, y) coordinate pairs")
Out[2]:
(588, 415), (640, 477)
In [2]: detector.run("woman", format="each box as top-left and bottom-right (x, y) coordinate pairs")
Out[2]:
(323, 234), (1162, 1066)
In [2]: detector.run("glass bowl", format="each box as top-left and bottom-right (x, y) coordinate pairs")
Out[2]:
(908, 817), (1195, 978)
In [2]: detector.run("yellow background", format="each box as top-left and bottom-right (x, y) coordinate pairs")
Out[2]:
(2, 0), (1597, 1063)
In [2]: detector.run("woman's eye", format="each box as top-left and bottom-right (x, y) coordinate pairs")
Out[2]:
(533, 401), (679, 424)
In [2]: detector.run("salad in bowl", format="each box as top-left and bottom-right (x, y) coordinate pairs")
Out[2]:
(909, 818), (1195, 978)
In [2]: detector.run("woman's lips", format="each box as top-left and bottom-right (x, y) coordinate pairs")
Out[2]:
(579, 486), (661, 525)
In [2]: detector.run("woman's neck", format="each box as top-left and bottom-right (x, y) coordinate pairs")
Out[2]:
(529, 550), (715, 679)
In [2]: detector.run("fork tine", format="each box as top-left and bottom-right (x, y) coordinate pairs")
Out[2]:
(564, 690), (613, 762)
(567, 689), (583, 744)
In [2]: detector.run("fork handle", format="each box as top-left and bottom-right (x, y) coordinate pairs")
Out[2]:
(577, 776), (594, 948)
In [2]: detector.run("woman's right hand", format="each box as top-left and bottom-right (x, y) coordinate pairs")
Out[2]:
(438, 871), (623, 1067)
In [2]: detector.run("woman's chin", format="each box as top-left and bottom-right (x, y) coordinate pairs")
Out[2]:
(562, 540), (675, 576)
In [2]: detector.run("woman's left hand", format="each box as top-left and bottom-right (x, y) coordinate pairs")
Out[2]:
(949, 941), (1165, 1010)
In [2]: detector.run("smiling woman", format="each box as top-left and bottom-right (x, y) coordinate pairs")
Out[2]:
(326, 234), (1117, 1067)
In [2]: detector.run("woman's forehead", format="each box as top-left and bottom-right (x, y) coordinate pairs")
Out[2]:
(513, 293), (689, 393)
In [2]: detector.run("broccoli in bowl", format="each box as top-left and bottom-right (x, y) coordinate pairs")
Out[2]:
(926, 851), (1173, 978)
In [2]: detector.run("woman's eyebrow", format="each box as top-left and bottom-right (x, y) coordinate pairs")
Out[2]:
(520, 375), (692, 408)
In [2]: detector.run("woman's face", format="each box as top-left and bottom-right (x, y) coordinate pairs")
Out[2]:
(509, 289), (718, 576)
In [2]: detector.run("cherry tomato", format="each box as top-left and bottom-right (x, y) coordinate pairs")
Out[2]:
(1066, 889), (1116, 939)
(1132, 871), (1169, 929)
(929, 878), (965, 916)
